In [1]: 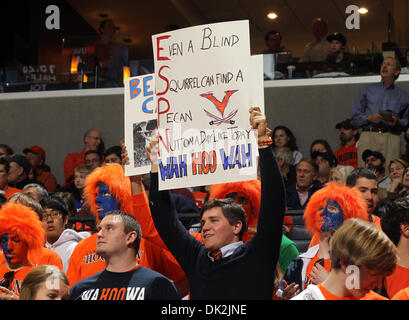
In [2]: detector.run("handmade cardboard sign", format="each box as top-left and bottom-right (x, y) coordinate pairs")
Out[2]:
(124, 74), (157, 176)
(152, 20), (263, 190)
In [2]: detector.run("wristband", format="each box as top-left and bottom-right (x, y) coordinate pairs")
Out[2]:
(257, 138), (273, 147)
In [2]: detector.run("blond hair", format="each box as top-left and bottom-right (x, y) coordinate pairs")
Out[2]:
(329, 165), (355, 184)
(74, 165), (92, 175)
(330, 218), (397, 277)
(19, 265), (69, 300)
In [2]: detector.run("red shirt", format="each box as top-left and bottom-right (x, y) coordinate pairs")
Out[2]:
(334, 142), (358, 168)
(63, 149), (86, 185)
(4, 186), (21, 199)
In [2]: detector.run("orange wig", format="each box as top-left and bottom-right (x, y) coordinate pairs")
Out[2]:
(209, 180), (261, 230)
(84, 164), (133, 220)
(0, 202), (45, 258)
(303, 182), (368, 235)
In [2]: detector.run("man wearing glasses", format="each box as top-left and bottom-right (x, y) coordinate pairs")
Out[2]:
(42, 196), (90, 272)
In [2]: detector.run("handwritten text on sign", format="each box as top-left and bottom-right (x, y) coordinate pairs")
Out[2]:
(152, 20), (259, 190)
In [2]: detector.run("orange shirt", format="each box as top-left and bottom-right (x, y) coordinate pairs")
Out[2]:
(35, 247), (64, 271)
(317, 283), (388, 300)
(36, 169), (58, 192)
(4, 186), (21, 199)
(66, 192), (186, 287)
(392, 287), (409, 300)
(0, 247), (63, 271)
(334, 142), (358, 169)
(192, 191), (208, 208)
(385, 264), (409, 298)
(0, 262), (36, 296)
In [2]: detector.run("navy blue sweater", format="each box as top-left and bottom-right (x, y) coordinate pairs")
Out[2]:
(149, 146), (285, 299)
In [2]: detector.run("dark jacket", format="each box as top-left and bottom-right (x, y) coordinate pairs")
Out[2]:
(285, 180), (322, 210)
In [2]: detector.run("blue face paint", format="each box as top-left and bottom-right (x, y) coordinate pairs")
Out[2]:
(95, 183), (120, 220)
(320, 199), (344, 232)
(1, 234), (10, 263)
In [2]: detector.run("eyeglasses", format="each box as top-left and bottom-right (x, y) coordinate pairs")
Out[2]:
(0, 271), (15, 289)
(41, 211), (62, 221)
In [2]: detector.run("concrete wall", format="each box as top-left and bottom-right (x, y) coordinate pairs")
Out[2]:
(2, 74), (409, 186)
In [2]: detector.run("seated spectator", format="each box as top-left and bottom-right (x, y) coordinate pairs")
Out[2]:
(312, 150), (338, 184)
(63, 129), (102, 186)
(273, 146), (296, 187)
(310, 139), (334, 156)
(325, 32), (353, 73)
(0, 203), (46, 296)
(272, 126), (303, 165)
(6, 193), (64, 270)
(41, 196), (90, 272)
(22, 183), (49, 202)
(278, 183), (368, 299)
(20, 265), (70, 300)
(299, 18), (330, 63)
(362, 149), (391, 191)
(69, 211), (180, 300)
(346, 168), (381, 228)
(23, 146), (58, 192)
(0, 144), (14, 159)
(84, 150), (103, 171)
(286, 158), (322, 210)
(104, 146), (122, 164)
(328, 165), (355, 185)
(53, 191), (78, 229)
(334, 119), (359, 168)
(379, 158), (409, 199)
(378, 198), (409, 298)
(0, 158), (21, 199)
(291, 218), (396, 300)
(60, 165), (92, 212)
(263, 30), (292, 64)
(7, 154), (43, 190)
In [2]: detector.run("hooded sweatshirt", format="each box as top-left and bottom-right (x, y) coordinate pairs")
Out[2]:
(46, 229), (90, 272)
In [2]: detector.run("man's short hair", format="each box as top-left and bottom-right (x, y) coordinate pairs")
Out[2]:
(265, 30), (282, 41)
(297, 158), (319, 173)
(41, 196), (69, 220)
(346, 168), (377, 187)
(104, 210), (142, 253)
(84, 150), (102, 161)
(0, 157), (10, 173)
(104, 146), (122, 160)
(23, 183), (49, 201)
(379, 197), (409, 246)
(330, 218), (396, 277)
(200, 198), (248, 240)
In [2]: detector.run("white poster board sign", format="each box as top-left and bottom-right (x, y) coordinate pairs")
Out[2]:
(124, 74), (157, 176)
(152, 20), (262, 190)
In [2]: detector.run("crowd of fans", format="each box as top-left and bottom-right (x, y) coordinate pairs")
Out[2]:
(2, 16), (409, 302)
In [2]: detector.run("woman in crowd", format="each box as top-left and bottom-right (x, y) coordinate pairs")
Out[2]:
(272, 126), (303, 165)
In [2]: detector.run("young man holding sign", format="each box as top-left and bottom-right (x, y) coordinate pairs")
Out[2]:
(147, 107), (285, 299)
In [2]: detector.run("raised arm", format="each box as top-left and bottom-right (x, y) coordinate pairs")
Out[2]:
(248, 107), (286, 261)
(146, 139), (203, 274)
